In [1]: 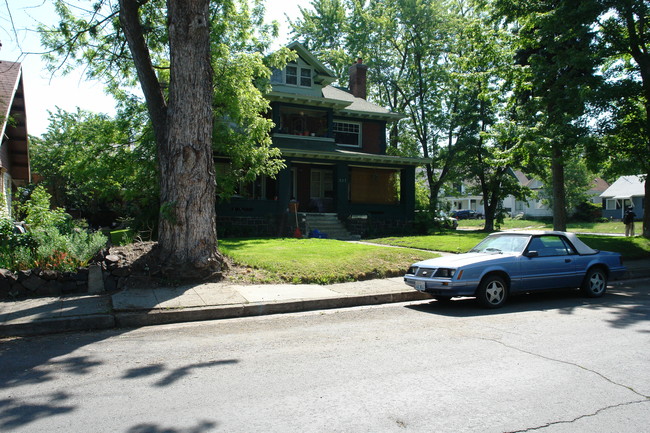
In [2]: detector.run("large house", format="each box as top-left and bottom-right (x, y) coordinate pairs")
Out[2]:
(216, 43), (427, 238)
(600, 175), (645, 220)
(0, 60), (30, 216)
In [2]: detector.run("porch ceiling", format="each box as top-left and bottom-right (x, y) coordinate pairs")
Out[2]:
(280, 148), (431, 166)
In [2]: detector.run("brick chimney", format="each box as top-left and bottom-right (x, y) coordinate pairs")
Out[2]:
(349, 58), (368, 99)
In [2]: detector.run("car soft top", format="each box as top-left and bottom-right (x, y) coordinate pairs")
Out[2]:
(490, 230), (598, 255)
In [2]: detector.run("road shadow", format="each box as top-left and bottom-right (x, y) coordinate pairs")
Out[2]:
(406, 283), (650, 329)
(0, 327), (238, 430)
(125, 420), (217, 433)
(122, 359), (239, 387)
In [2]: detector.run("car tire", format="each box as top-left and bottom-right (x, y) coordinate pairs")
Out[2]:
(581, 267), (607, 298)
(476, 275), (508, 308)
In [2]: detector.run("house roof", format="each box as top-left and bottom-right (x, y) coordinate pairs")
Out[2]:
(588, 177), (609, 194)
(0, 60), (30, 184)
(322, 86), (405, 121)
(286, 42), (337, 85)
(269, 43), (406, 122)
(600, 175), (646, 199)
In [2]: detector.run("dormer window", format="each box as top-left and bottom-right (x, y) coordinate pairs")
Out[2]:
(271, 63), (313, 88)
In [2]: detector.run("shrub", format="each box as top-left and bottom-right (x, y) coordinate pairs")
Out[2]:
(0, 187), (107, 272)
(572, 201), (602, 222)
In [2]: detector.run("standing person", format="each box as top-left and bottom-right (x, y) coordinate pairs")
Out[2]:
(624, 206), (636, 237)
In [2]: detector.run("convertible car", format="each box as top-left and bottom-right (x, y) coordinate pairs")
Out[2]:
(404, 231), (626, 308)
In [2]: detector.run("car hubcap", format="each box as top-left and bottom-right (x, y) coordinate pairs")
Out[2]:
(590, 273), (605, 294)
(486, 281), (505, 304)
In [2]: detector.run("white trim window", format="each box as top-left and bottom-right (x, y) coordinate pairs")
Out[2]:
(271, 63), (313, 88)
(333, 121), (361, 147)
(606, 199), (618, 210)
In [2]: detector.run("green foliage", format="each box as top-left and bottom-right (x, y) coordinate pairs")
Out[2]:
(0, 188), (107, 272)
(30, 107), (158, 231)
(536, 156), (595, 214)
(572, 201), (603, 223)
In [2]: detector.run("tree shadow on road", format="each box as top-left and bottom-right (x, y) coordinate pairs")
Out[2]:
(0, 327), (238, 430)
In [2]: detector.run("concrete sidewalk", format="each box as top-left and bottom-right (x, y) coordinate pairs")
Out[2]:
(2, 259), (649, 338)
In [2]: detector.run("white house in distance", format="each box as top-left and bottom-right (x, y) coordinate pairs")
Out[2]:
(600, 175), (646, 220)
(0, 60), (31, 216)
(443, 170), (609, 218)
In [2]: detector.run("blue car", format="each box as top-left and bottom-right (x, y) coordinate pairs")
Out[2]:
(404, 231), (626, 308)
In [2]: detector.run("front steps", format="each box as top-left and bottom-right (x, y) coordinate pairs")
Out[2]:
(300, 213), (360, 240)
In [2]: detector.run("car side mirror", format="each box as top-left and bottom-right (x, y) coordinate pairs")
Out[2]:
(525, 250), (539, 258)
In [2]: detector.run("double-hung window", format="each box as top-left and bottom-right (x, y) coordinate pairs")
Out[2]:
(271, 63), (312, 88)
(333, 121), (361, 147)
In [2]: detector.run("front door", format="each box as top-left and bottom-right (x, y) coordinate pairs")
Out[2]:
(310, 168), (334, 212)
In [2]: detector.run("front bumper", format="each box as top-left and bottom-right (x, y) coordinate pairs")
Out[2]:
(403, 276), (477, 297)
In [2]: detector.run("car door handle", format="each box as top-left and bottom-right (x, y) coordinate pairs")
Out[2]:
(565, 259), (572, 263)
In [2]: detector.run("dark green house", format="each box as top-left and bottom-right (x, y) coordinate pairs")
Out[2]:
(216, 43), (426, 238)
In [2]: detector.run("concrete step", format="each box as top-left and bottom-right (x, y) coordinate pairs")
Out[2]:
(301, 213), (358, 240)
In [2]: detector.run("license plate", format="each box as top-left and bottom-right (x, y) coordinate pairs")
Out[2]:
(415, 281), (426, 291)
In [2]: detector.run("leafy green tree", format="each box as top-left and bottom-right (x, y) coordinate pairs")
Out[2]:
(537, 155), (595, 217)
(493, 0), (604, 231)
(446, 1), (532, 231)
(30, 106), (158, 231)
(594, 0), (650, 237)
(37, 0), (288, 275)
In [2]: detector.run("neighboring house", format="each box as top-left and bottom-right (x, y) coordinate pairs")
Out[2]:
(215, 42), (427, 237)
(444, 170), (608, 219)
(0, 60), (30, 217)
(600, 175), (646, 220)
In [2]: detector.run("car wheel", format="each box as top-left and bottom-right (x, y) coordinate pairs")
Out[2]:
(476, 275), (508, 308)
(434, 296), (453, 303)
(581, 267), (607, 298)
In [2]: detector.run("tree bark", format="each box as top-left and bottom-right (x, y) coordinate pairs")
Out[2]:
(158, 0), (221, 274)
(551, 143), (567, 232)
(119, 0), (168, 148)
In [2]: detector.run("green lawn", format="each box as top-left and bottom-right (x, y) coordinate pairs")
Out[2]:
(220, 232), (649, 285)
(370, 232), (650, 260)
(457, 218), (629, 234)
(220, 238), (439, 284)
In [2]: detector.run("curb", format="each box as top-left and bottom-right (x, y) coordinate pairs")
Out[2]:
(2, 272), (648, 338)
(114, 291), (432, 328)
(0, 314), (115, 338)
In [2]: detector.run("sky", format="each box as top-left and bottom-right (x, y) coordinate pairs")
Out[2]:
(0, 0), (308, 137)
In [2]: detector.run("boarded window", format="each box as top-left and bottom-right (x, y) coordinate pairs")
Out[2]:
(350, 167), (398, 204)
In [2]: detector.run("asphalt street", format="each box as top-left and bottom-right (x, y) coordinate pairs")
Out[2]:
(1, 279), (648, 433)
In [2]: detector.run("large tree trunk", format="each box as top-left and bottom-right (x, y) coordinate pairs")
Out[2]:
(551, 143), (567, 232)
(157, 0), (222, 275)
(641, 173), (650, 239)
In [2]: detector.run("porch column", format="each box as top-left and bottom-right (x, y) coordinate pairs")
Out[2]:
(335, 162), (349, 215)
(401, 166), (415, 219)
(277, 165), (293, 212)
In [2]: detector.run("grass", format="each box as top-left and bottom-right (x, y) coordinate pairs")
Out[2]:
(219, 237), (439, 284)
(219, 231), (650, 285)
(457, 218), (629, 234)
(368, 231), (487, 254)
(369, 232), (650, 260)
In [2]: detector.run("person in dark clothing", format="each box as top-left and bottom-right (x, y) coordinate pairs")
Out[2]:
(624, 207), (636, 237)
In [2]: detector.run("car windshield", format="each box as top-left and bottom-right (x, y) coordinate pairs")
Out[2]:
(469, 234), (530, 254)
